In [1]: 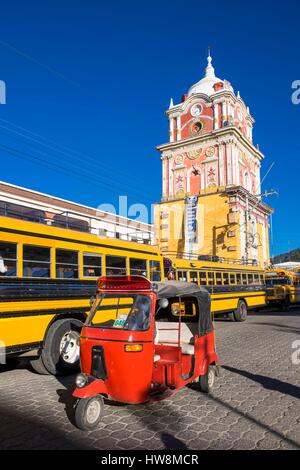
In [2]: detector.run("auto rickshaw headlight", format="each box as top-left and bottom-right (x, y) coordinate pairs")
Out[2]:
(75, 373), (88, 388)
(124, 344), (143, 352)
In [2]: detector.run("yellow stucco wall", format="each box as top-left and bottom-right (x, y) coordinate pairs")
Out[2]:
(154, 192), (270, 268)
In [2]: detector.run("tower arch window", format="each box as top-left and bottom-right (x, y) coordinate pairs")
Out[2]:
(189, 120), (204, 136)
(244, 172), (252, 192)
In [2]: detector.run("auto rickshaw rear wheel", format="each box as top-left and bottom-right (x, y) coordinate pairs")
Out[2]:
(75, 396), (104, 431)
(199, 365), (215, 393)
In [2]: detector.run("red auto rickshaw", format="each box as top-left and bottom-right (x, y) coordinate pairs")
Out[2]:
(73, 276), (220, 430)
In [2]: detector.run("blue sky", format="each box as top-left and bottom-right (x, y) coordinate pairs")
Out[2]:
(0, 0), (299, 255)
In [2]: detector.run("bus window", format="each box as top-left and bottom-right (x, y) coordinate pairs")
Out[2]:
(130, 258), (147, 277)
(223, 273), (229, 285)
(259, 274), (265, 284)
(254, 274), (259, 285)
(150, 260), (161, 281)
(83, 253), (102, 277)
(56, 249), (78, 278)
(199, 272), (207, 285)
(106, 255), (127, 276)
(0, 242), (17, 276)
(23, 245), (50, 278)
(242, 273), (247, 285)
(190, 271), (198, 284)
(207, 272), (214, 285)
(236, 273), (242, 285)
(177, 271), (188, 282)
(216, 272), (222, 285)
(248, 274), (254, 284)
(230, 273), (236, 285)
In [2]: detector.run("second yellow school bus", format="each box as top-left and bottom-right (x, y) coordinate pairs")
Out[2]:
(0, 214), (163, 375)
(266, 269), (300, 310)
(164, 256), (266, 321)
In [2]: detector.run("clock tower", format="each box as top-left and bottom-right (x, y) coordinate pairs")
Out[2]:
(154, 52), (273, 267)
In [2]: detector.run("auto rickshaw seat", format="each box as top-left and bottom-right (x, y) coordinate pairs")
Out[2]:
(155, 322), (194, 355)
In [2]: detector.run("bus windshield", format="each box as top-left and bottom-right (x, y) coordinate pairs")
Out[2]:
(266, 277), (290, 286)
(86, 293), (152, 331)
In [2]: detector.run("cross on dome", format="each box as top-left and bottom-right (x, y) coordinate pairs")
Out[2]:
(188, 49), (226, 97)
(205, 48), (216, 79)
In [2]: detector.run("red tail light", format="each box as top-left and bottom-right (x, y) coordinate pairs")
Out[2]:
(97, 275), (151, 291)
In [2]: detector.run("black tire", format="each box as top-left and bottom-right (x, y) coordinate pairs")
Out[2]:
(41, 318), (83, 376)
(75, 396), (104, 431)
(233, 300), (247, 322)
(283, 297), (290, 312)
(30, 356), (50, 375)
(199, 366), (215, 393)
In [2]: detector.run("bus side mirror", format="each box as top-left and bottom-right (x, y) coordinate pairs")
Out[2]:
(159, 298), (169, 309)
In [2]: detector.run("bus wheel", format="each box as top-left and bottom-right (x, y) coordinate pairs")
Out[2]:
(199, 366), (215, 393)
(42, 318), (83, 375)
(30, 356), (50, 375)
(233, 300), (247, 322)
(283, 297), (290, 312)
(75, 396), (104, 431)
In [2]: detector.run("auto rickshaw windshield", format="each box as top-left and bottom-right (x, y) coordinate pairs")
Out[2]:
(86, 293), (152, 331)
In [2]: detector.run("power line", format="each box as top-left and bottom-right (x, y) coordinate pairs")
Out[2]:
(0, 40), (80, 87)
(0, 117), (152, 191)
(0, 119), (158, 204)
(0, 142), (155, 205)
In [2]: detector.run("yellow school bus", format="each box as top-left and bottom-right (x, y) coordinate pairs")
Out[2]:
(164, 256), (266, 321)
(266, 269), (300, 310)
(0, 215), (163, 375)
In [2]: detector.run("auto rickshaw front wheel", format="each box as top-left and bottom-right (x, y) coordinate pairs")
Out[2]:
(75, 396), (104, 431)
(199, 366), (215, 393)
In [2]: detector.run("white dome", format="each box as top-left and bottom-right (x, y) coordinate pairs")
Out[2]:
(188, 55), (225, 97)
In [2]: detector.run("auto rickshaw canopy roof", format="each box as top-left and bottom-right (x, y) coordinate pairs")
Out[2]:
(154, 281), (213, 336)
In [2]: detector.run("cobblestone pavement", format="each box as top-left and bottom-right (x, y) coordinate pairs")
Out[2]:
(0, 308), (299, 450)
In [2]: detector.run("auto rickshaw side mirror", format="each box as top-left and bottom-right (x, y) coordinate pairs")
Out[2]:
(158, 298), (169, 310)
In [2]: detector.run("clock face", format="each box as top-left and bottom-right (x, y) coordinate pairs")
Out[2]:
(191, 104), (202, 117)
(205, 146), (215, 158)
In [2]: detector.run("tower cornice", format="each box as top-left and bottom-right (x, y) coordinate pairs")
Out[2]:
(157, 126), (264, 160)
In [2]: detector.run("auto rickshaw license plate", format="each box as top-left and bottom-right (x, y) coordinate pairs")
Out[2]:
(113, 314), (128, 328)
